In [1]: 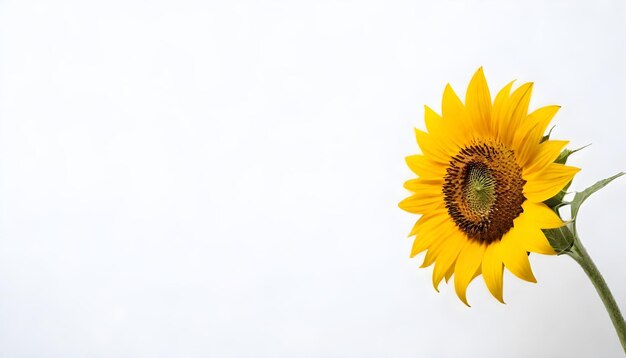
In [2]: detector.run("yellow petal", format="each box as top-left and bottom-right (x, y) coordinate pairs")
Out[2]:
(454, 241), (487, 306)
(472, 265), (482, 280)
(521, 201), (564, 229)
(399, 193), (443, 214)
(500, 228), (537, 283)
(425, 105), (466, 152)
(410, 231), (438, 257)
(498, 82), (533, 146)
(491, 81), (515, 136)
(405, 155), (446, 179)
(420, 223), (458, 268)
(442, 84), (466, 127)
(432, 234), (467, 291)
(403, 178), (442, 193)
(523, 140), (568, 175)
(518, 219), (556, 255)
(444, 262), (455, 283)
(414, 128), (452, 164)
(421, 241), (444, 268)
(409, 212), (450, 258)
(424, 105), (443, 134)
(408, 208), (448, 237)
(413, 219), (457, 259)
(514, 105), (560, 164)
(424, 106), (452, 150)
(524, 163), (581, 203)
(465, 67), (492, 137)
(481, 242), (505, 303)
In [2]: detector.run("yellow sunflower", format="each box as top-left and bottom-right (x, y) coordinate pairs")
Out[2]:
(399, 68), (580, 305)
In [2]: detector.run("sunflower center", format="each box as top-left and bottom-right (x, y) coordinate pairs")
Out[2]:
(443, 141), (526, 244)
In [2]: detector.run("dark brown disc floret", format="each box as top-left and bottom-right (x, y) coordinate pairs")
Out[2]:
(443, 141), (526, 244)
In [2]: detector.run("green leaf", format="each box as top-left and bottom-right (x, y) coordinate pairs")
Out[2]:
(543, 226), (575, 255)
(570, 172), (625, 220)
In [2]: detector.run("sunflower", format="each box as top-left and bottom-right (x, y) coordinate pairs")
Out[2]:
(399, 68), (580, 305)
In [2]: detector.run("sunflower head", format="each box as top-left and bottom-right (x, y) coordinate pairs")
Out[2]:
(399, 68), (580, 305)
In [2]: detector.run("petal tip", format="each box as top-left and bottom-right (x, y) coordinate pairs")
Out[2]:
(460, 297), (471, 307)
(432, 281), (441, 293)
(492, 290), (505, 304)
(489, 288), (505, 304)
(398, 199), (410, 212)
(455, 281), (472, 307)
(443, 83), (458, 97)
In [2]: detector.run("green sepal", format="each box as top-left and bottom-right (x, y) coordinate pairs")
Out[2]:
(543, 225), (575, 255)
(570, 172), (624, 220)
(540, 146), (623, 255)
(540, 125), (556, 143)
(544, 172), (624, 255)
(554, 144), (590, 165)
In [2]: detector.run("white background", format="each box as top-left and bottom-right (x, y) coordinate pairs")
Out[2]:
(1, 0), (625, 357)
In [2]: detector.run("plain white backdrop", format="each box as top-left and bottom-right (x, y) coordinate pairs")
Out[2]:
(0, 0), (625, 357)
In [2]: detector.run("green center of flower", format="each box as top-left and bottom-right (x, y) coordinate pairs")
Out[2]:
(463, 162), (496, 215)
(443, 141), (526, 244)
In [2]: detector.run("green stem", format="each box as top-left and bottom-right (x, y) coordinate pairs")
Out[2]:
(567, 237), (626, 354)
